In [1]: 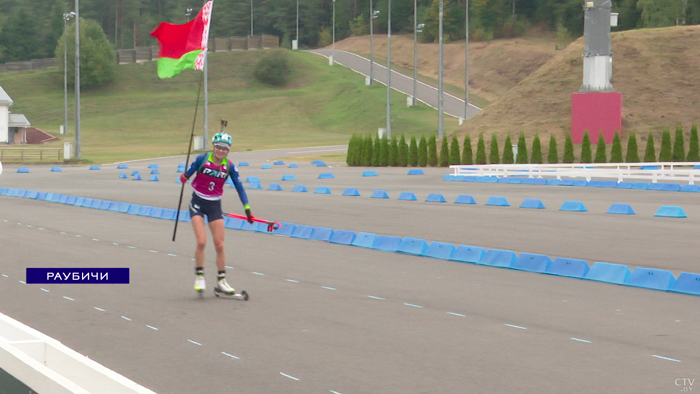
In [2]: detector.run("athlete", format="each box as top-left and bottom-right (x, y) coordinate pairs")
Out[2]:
(180, 132), (253, 296)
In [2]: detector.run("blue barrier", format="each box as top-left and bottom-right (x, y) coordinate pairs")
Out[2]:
(607, 203), (635, 215)
(329, 230), (357, 245)
(343, 188), (360, 196)
(397, 237), (429, 255)
(238, 162), (249, 166)
(398, 192), (417, 201)
(478, 249), (517, 268)
(119, 172), (127, 179)
(669, 272), (700, 296)
(546, 179), (562, 186)
(292, 184), (308, 192)
(351, 232), (378, 248)
(546, 258), (590, 278)
(522, 178), (546, 185)
(51, 167), (62, 172)
(681, 184), (700, 192)
(616, 181), (633, 189)
(362, 170), (378, 177)
(225, 177), (233, 186)
(89, 165), (101, 170)
(116, 202), (130, 213)
(78, 198), (91, 207)
(138, 206), (153, 216)
(268, 183), (283, 191)
(422, 242), (455, 260)
(254, 222), (273, 232)
(407, 169), (424, 175)
(450, 245), (485, 263)
(160, 209), (177, 220)
(512, 253), (552, 273)
(148, 164), (159, 168)
(372, 235), (402, 252)
(224, 217), (244, 230)
(239, 220), (256, 231)
(454, 195), (476, 204)
(318, 173), (335, 179)
(117, 164), (128, 169)
(288, 163), (299, 168)
(150, 169), (160, 174)
(131, 170), (140, 176)
(178, 210), (191, 222)
(127, 204), (141, 215)
(315, 161), (327, 167)
(149, 207), (164, 218)
(585, 262), (632, 284)
(314, 186), (331, 194)
(461, 176), (476, 182)
(586, 180), (604, 188)
(17, 190), (28, 198)
(443, 174), (457, 181)
(520, 198), (545, 209)
(248, 182), (262, 189)
(559, 201), (587, 212)
(271, 222), (295, 236)
(17, 168), (29, 173)
(631, 182), (649, 190)
(601, 180), (618, 188)
(132, 175), (142, 180)
(35, 192), (47, 201)
(261, 164), (272, 169)
(661, 183), (682, 191)
(625, 267), (676, 291)
(371, 190), (389, 199)
(310, 227), (334, 242)
(648, 183), (664, 191)
(273, 161), (285, 165)
(485, 196), (510, 206)
(281, 174), (296, 181)
(245, 176), (260, 183)
(425, 193), (446, 203)
(148, 175), (159, 181)
(559, 179), (575, 186)
(24, 191), (38, 199)
(640, 165), (660, 170)
(655, 206), (687, 218)
(98, 201), (111, 210)
(64, 196), (77, 205)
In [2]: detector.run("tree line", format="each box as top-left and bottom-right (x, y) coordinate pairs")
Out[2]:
(1, 0), (699, 63)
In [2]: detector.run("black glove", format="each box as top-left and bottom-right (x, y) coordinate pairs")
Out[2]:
(245, 206), (254, 224)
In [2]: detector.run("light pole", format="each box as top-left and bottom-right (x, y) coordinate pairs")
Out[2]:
(295, 0), (299, 49)
(74, 0), (81, 159)
(464, 0), (469, 121)
(369, 7), (379, 84)
(437, 0), (444, 140)
(251, 0), (254, 36)
(413, 20), (424, 107)
(331, 0), (336, 65)
(63, 11), (75, 138)
(386, 0), (391, 139)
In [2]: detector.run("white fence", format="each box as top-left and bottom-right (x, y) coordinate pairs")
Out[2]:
(450, 162), (700, 185)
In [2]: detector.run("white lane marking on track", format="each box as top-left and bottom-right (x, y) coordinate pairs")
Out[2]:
(221, 352), (240, 359)
(92, 238), (99, 241)
(76, 235), (81, 238)
(61, 232), (66, 235)
(121, 316), (132, 321)
(330, 391), (343, 394)
(321, 286), (336, 290)
(505, 324), (527, 330)
(168, 254), (177, 257)
(571, 337), (591, 343)
(63, 296), (74, 301)
(27, 225), (32, 227)
(149, 250), (158, 253)
(113, 243), (120, 246)
(404, 303), (423, 308)
(367, 295), (385, 300)
(652, 355), (681, 362)
(279, 372), (299, 381)
(146, 325), (158, 330)
(19, 281), (25, 284)
(187, 339), (202, 346)
(127, 246), (136, 249)
(225, 266), (234, 269)
(447, 312), (466, 317)
(252, 272), (265, 276)
(2, 274), (8, 278)
(286, 279), (299, 283)
(38, 228), (44, 230)
(40, 288), (49, 292)
(94, 307), (105, 312)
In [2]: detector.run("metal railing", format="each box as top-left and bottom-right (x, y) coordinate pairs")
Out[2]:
(450, 162), (700, 184)
(0, 148), (63, 162)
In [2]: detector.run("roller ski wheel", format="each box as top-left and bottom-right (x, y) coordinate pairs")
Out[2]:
(214, 288), (249, 301)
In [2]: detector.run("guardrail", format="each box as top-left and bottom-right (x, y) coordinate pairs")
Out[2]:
(0, 148), (63, 162)
(450, 162), (700, 184)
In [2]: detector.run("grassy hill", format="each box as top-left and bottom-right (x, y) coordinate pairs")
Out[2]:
(0, 50), (460, 163)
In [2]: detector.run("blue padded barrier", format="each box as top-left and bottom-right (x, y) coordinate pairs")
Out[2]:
(224, 217), (244, 230)
(625, 267), (676, 291)
(273, 161), (285, 165)
(318, 173), (335, 179)
(64, 196), (76, 205)
(661, 183), (682, 191)
(631, 182), (649, 190)
(311, 160), (322, 165)
(288, 163), (299, 168)
(288, 224), (313, 238)
(423, 242), (456, 260)
(371, 190), (389, 199)
(89, 165), (101, 170)
(116, 202), (130, 213)
(148, 164), (159, 168)
(132, 175), (142, 180)
(407, 169), (424, 175)
(245, 176), (260, 183)
(655, 206), (687, 218)
(478, 249), (517, 268)
(669, 272), (700, 296)
(585, 262), (631, 284)
(270, 222), (295, 236)
(268, 183), (283, 191)
(546, 179), (562, 186)
(398, 192), (417, 201)
(362, 170), (378, 177)
(454, 195), (476, 204)
(310, 227), (334, 242)
(520, 198), (545, 209)
(117, 164), (128, 169)
(149, 207), (164, 218)
(74, 197), (86, 207)
(607, 203), (635, 215)
(397, 237), (429, 255)
(372, 236), (402, 252)
(138, 206), (153, 216)
(17, 190), (28, 198)
(586, 180), (604, 187)
(254, 222), (273, 232)
(450, 245), (485, 263)
(485, 196), (510, 206)
(248, 182), (262, 189)
(48, 194), (61, 202)
(225, 177), (233, 185)
(559, 201), (587, 212)
(351, 232), (378, 248)
(150, 169), (160, 174)
(512, 253), (552, 273)
(461, 176), (476, 182)
(281, 174), (296, 181)
(131, 170), (140, 176)
(559, 179), (574, 186)
(25, 191), (38, 199)
(616, 181), (633, 189)
(572, 179), (588, 187)
(148, 175), (159, 181)
(546, 258), (590, 278)
(120, 172), (127, 179)
(315, 161), (327, 167)
(51, 167), (62, 172)
(640, 165), (660, 170)
(601, 180), (618, 188)
(127, 204), (141, 215)
(648, 183), (664, 191)
(292, 184), (308, 192)
(176, 168), (184, 173)
(87, 199), (100, 209)
(314, 186), (331, 194)
(98, 201), (111, 210)
(681, 184), (700, 192)
(35, 192), (47, 200)
(160, 209), (177, 220)
(343, 188), (360, 196)
(443, 174), (457, 181)
(17, 168), (29, 173)
(425, 193), (446, 203)
(238, 162), (249, 166)
(239, 220), (256, 231)
(329, 230), (357, 245)
(178, 210), (191, 222)
(261, 164), (272, 169)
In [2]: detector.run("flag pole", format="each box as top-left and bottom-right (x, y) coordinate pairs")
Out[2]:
(172, 73), (205, 242)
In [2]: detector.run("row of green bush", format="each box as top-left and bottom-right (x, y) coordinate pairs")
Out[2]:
(346, 124), (700, 167)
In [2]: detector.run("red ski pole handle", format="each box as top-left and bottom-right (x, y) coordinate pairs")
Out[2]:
(225, 213), (281, 232)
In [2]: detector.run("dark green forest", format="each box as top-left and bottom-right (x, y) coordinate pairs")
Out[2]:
(0, 0), (699, 62)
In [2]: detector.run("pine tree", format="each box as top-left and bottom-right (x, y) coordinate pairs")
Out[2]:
(659, 129), (672, 162)
(389, 136), (399, 166)
(418, 136), (428, 167)
(372, 135), (381, 166)
(530, 134), (543, 164)
(428, 136), (438, 166)
(346, 134), (357, 166)
(610, 131), (623, 163)
(362, 134), (374, 166)
(380, 137), (390, 166)
(625, 132), (640, 163)
(547, 134), (559, 164)
(475, 134), (487, 164)
(672, 124), (686, 162)
(502, 135), (514, 164)
(643, 132), (656, 162)
(594, 132), (607, 163)
(398, 135), (408, 166)
(687, 124), (700, 162)
(563, 134), (574, 163)
(409, 136), (419, 166)
(449, 135), (461, 165)
(489, 134), (500, 164)
(580, 131), (592, 163)
(462, 135), (473, 165)
(439, 137), (450, 167)
(516, 132), (528, 164)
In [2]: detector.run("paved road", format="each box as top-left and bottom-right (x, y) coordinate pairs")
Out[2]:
(309, 49), (481, 121)
(0, 150), (697, 393)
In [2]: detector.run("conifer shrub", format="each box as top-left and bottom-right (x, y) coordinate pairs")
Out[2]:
(625, 132), (640, 163)
(672, 124), (686, 162)
(398, 135), (408, 167)
(643, 131), (656, 162)
(489, 134), (500, 164)
(547, 134), (559, 164)
(475, 133), (487, 165)
(580, 131), (592, 163)
(594, 131), (607, 163)
(687, 125), (699, 162)
(531, 133), (543, 164)
(418, 136), (428, 167)
(563, 133), (574, 163)
(502, 134), (514, 164)
(428, 136), (438, 166)
(610, 131), (623, 163)
(449, 135), (461, 165)
(409, 136), (419, 166)
(462, 135), (473, 165)
(659, 129), (672, 162)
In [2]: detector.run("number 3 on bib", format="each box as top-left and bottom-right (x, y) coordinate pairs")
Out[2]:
(208, 182), (215, 192)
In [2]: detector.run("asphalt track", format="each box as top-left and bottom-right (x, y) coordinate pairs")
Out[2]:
(0, 146), (698, 393)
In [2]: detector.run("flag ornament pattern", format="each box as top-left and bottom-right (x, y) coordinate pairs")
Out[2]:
(150, 1), (213, 78)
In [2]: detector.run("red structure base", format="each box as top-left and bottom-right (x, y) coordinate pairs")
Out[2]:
(571, 92), (622, 144)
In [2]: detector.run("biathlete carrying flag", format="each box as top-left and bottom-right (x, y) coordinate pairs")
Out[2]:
(150, 1), (213, 79)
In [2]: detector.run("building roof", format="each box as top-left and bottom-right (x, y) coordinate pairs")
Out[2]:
(0, 86), (13, 106)
(9, 113), (30, 127)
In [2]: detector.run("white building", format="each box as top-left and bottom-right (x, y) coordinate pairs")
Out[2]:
(0, 86), (31, 144)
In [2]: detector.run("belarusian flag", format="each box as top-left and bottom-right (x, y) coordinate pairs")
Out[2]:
(150, 1), (213, 79)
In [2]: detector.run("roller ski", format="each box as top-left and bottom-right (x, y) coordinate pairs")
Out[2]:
(194, 274), (206, 298)
(213, 277), (249, 301)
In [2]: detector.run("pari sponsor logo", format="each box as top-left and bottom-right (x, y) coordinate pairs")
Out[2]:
(676, 378), (695, 392)
(26, 268), (129, 284)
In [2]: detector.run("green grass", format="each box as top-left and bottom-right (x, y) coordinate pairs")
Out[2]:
(0, 50), (461, 164)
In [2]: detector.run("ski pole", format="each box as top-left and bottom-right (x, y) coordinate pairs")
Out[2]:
(225, 213), (281, 232)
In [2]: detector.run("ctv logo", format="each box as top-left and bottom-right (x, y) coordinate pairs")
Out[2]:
(676, 378), (695, 392)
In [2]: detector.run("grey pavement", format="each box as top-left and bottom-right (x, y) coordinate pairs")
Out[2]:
(0, 151), (697, 393)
